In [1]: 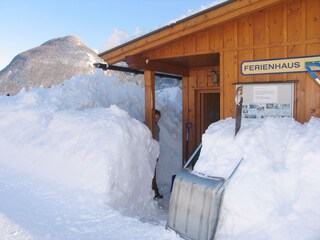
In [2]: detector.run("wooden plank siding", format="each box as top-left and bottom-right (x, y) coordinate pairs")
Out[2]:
(142, 0), (320, 159)
(99, 0), (320, 162)
(100, 0), (284, 64)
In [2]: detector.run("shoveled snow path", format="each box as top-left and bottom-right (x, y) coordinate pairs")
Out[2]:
(0, 168), (180, 240)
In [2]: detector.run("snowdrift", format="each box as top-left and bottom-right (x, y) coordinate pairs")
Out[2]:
(0, 72), (159, 213)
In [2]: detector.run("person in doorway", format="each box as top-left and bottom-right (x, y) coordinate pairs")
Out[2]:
(152, 109), (163, 199)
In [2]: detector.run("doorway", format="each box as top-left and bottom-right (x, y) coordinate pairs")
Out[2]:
(196, 91), (220, 144)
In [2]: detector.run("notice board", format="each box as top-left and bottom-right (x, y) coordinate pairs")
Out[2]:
(235, 81), (297, 119)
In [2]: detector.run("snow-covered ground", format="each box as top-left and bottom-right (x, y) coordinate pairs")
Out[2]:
(0, 70), (319, 239)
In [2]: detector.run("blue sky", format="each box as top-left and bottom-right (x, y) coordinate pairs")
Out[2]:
(0, 0), (221, 70)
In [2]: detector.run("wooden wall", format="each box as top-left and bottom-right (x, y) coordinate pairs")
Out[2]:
(146, 0), (320, 159)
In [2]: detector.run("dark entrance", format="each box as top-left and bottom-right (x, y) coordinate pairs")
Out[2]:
(196, 91), (220, 144)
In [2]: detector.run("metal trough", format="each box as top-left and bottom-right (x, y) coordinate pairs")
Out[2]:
(166, 169), (225, 240)
(166, 156), (243, 240)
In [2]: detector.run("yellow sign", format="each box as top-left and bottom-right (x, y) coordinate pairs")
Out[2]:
(241, 55), (320, 75)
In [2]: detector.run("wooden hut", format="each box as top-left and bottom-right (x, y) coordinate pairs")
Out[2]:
(99, 0), (320, 164)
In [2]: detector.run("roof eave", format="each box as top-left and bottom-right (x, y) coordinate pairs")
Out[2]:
(98, 0), (235, 58)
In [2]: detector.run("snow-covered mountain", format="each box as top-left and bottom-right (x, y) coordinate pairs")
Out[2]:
(0, 35), (102, 96)
(0, 35), (181, 96)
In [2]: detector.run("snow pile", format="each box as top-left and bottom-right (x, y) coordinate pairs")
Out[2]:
(0, 67), (319, 239)
(0, 213), (34, 240)
(194, 117), (320, 239)
(0, 71), (160, 213)
(156, 87), (182, 185)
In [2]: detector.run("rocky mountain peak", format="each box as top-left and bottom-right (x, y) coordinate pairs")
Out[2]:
(0, 35), (103, 95)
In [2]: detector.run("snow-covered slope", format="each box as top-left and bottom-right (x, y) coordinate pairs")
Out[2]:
(0, 35), (102, 96)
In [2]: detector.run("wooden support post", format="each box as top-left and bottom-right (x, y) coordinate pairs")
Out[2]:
(182, 75), (189, 166)
(144, 70), (156, 137)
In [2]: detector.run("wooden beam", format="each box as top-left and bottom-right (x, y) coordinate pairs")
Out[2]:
(126, 55), (189, 76)
(144, 70), (155, 137)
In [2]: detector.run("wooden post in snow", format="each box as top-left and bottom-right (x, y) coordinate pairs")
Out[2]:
(235, 85), (243, 136)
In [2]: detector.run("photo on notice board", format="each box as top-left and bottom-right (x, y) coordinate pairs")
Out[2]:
(238, 82), (295, 119)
